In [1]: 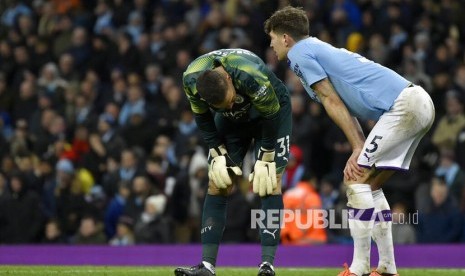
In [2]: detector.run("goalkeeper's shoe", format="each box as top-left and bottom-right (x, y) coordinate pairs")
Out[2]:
(369, 271), (399, 276)
(337, 263), (371, 276)
(257, 262), (275, 276)
(174, 263), (215, 276)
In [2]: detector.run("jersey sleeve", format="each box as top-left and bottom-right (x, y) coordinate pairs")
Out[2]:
(289, 46), (327, 87)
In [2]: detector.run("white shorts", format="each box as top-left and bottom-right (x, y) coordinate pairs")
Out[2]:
(357, 85), (435, 170)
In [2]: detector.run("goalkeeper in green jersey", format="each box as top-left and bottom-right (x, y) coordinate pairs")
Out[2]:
(174, 49), (292, 276)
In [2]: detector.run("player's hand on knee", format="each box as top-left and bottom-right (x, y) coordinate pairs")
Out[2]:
(344, 148), (364, 181)
(250, 147), (277, 197)
(209, 145), (242, 189)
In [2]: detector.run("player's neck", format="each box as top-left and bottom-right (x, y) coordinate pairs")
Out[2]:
(289, 35), (309, 47)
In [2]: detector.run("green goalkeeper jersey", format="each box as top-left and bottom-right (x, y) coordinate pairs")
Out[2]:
(183, 49), (290, 149)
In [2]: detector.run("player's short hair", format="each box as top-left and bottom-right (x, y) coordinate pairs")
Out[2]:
(264, 6), (309, 40)
(196, 70), (228, 105)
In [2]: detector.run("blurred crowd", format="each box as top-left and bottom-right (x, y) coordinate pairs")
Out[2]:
(0, 0), (465, 245)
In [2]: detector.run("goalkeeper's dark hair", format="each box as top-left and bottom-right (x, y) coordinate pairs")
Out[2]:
(196, 70), (228, 105)
(264, 6), (309, 40)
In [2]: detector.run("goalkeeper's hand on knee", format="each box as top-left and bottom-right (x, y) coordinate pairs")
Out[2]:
(209, 145), (242, 189)
(250, 147), (277, 197)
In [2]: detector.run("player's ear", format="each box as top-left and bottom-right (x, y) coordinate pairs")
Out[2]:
(283, 33), (290, 46)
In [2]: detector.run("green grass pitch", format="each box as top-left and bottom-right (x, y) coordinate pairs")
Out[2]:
(0, 266), (464, 275)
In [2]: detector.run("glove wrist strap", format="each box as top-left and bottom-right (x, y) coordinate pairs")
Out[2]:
(210, 144), (227, 158)
(258, 147), (275, 162)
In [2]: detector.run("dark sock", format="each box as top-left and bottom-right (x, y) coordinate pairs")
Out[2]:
(201, 194), (227, 266)
(260, 194), (283, 265)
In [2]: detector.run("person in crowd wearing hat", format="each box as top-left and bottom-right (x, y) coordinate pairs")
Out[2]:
(134, 194), (172, 244)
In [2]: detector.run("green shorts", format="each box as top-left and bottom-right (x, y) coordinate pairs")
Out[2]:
(214, 101), (292, 174)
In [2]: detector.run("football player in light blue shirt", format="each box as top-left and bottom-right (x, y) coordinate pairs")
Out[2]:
(265, 6), (435, 276)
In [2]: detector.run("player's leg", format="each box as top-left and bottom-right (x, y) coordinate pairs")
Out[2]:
(344, 149), (397, 276)
(368, 170), (396, 276)
(254, 102), (291, 276)
(341, 170), (376, 276)
(360, 85), (433, 276)
(203, 116), (251, 269)
(369, 137), (425, 276)
(175, 117), (251, 276)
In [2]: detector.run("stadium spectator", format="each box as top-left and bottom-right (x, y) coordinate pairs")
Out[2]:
(282, 145), (305, 192)
(184, 148), (209, 243)
(0, 171), (8, 199)
(118, 84), (145, 126)
(319, 175), (340, 211)
(173, 109), (201, 161)
(0, 73), (13, 114)
(434, 149), (465, 206)
(432, 90), (465, 151)
(134, 194), (172, 244)
(124, 175), (155, 222)
(0, 172), (42, 244)
(41, 219), (67, 244)
(416, 176), (463, 243)
(391, 202), (416, 244)
(289, 94), (312, 160)
(143, 63), (163, 104)
(102, 148), (142, 198)
(104, 180), (131, 239)
(168, 166), (192, 243)
(121, 106), (157, 153)
(109, 216), (135, 246)
(281, 172), (328, 245)
(12, 79), (37, 124)
(73, 215), (107, 245)
(324, 124), (351, 181)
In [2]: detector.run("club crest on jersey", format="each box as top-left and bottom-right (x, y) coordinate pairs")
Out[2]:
(234, 95), (244, 104)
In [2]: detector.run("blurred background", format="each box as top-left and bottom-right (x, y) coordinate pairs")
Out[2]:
(0, 0), (464, 246)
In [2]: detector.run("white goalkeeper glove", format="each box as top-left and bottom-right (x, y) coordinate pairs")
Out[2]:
(250, 147), (277, 197)
(208, 145), (242, 189)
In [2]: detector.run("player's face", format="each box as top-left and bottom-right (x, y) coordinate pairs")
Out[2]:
(269, 31), (288, 61)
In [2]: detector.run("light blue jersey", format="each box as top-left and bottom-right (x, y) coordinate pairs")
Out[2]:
(287, 37), (410, 120)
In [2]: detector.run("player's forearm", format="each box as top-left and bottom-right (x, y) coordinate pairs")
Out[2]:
(194, 111), (222, 148)
(325, 101), (365, 150)
(261, 112), (280, 150)
(313, 79), (365, 150)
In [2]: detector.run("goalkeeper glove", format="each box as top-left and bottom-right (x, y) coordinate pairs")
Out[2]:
(250, 147), (277, 197)
(208, 145), (242, 189)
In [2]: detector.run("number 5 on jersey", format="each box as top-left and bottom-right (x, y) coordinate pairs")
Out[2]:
(366, 135), (383, 153)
